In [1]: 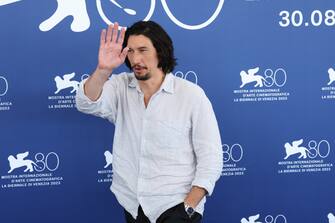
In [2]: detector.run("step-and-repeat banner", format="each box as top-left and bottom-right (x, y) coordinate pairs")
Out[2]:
(1, 0), (334, 222)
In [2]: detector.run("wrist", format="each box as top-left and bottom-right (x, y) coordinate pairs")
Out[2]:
(184, 202), (195, 218)
(183, 199), (196, 209)
(184, 186), (206, 209)
(94, 67), (112, 81)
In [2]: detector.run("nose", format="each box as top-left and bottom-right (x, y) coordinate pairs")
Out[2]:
(129, 51), (142, 65)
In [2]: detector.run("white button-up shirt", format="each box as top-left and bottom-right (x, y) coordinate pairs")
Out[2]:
(76, 72), (222, 223)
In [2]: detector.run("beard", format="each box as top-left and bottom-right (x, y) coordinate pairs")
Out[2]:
(132, 65), (151, 81)
(134, 72), (151, 81)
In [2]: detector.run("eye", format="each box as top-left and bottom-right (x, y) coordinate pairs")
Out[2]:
(139, 48), (148, 53)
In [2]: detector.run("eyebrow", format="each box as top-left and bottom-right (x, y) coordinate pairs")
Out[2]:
(138, 46), (149, 50)
(128, 46), (149, 50)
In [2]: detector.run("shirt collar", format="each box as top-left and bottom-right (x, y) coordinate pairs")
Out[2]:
(128, 73), (175, 94)
(128, 74), (138, 88)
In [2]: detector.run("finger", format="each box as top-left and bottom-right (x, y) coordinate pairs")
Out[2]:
(117, 27), (126, 44)
(120, 47), (129, 61)
(106, 24), (113, 42)
(100, 29), (106, 46)
(111, 22), (119, 43)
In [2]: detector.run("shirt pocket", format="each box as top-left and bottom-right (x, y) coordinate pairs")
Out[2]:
(146, 119), (191, 149)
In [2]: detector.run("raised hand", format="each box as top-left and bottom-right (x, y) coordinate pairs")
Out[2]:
(83, 23), (128, 101)
(97, 22), (129, 75)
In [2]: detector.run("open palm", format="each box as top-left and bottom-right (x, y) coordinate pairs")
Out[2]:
(98, 23), (128, 73)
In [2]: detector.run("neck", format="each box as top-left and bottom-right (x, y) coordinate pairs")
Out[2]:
(139, 70), (166, 96)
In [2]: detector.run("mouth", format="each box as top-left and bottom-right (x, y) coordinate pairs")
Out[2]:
(132, 65), (147, 73)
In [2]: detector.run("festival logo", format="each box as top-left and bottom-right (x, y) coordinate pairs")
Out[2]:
(1, 0), (224, 31)
(48, 72), (88, 110)
(241, 214), (261, 223)
(39, 0), (90, 32)
(103, 150), (113, 168)
(97, 150), (113, 184)
(278, 138), (333, 174)
(7, 152), (36, 173)
(241, 214), (287, 223)
(283, 139), (311, 160)
(54, 72), (80, 94)
(1, 151), (63, 189)
(234, 67), (290, 103)
(240, 67), (267, 88)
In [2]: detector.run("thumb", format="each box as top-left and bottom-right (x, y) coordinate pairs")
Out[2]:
(120, 47), (129, 61)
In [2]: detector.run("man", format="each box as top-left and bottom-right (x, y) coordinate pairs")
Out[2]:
(76, 21), (222, 223)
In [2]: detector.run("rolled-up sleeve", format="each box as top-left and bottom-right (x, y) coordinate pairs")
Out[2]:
(75, 77), (119, 123)
(191, 91), (223, 196)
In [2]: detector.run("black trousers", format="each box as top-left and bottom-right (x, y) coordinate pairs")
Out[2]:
(124, 203), (202, 223)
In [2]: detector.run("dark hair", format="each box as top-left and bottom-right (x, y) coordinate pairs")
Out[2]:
(123, 21), (177, 74)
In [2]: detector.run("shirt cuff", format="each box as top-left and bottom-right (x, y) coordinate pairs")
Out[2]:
(191, 178), (215, 196)
(76, 78), (103, 104)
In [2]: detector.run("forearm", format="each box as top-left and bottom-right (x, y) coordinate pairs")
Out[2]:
(84, 68), (112, 101)
(190, 92), (223, 198)
(184, 186), (207, 208)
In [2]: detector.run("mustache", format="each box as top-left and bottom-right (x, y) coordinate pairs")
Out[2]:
(131, 64), (147, 69)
